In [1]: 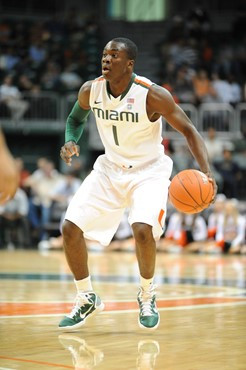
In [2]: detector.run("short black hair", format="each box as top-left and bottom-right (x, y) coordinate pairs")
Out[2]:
(111, 37), (138, 61)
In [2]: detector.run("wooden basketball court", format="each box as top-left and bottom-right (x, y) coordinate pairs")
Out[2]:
(0, 249), (245, 369)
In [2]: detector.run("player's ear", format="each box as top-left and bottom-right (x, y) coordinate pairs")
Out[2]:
(128, 60), (134, 68)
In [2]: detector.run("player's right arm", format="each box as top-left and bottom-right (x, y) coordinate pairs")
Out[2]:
(60, 81), (93, 166)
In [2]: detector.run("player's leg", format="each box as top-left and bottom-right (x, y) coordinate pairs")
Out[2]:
(132, 222), (159, 330)
(132, 222), (156, 279)
(59, 165), (125, 331)
(59, 220), (104, 331)
(62, 220), (89, 280)
(129, 157), (172, 330)
(129, 185), (168, 331)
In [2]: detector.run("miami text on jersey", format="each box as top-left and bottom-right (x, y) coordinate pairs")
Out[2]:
(92, 107), (139, 123)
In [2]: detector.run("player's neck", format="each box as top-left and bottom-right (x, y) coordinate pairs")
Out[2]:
(107, 73), (135, 98)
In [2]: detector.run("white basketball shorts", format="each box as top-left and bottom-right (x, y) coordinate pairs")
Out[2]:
(65, 154), (173, 246)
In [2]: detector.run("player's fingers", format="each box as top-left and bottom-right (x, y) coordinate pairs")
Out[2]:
(209, 180), (217, 203)
(64, 144), (79, 157)
(65, 147), (75, 156)
(60, 147), (70, 161)
(60, 151), (72, 166)
(75, 144), (80, 157)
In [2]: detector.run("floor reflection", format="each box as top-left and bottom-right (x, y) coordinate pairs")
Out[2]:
(59, 334), (161, 370)
(59, 334), (104, 369)
(136, 339), (160, 370)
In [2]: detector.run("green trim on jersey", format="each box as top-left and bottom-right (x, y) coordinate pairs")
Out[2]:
(106, 73), (136, 101)
(120, 73), (136, 100)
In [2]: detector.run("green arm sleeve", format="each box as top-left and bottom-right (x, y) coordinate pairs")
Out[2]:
(65, 101), (91, 143)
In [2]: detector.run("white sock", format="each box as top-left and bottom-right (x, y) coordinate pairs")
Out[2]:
(74, 276), (93, 293)
(140, 276), (154, 291)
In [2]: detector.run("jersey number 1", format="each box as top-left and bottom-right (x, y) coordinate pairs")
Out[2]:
(112, 125), (119, 146)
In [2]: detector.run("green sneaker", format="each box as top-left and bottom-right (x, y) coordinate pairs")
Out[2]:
(137, 285), (160, 330)
(59, 292), (104, 331)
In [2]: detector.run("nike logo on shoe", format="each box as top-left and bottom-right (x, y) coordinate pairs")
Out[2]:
(79, 304), (95, 319)
(94, 100), (102, 104)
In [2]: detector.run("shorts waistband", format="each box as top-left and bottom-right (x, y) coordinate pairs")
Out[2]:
(106, 156), (161, 171)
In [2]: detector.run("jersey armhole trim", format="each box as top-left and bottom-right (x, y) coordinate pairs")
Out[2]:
(134, 78), (151, 89)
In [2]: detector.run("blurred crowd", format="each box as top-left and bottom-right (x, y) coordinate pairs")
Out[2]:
(158, 5), (246, 105)
(0, 156), (83, 249)
(0, 11), (101, 98)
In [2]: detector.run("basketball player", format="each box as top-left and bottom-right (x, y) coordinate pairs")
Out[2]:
(59, 38), (217, 331)
(0, 129), (19, 204)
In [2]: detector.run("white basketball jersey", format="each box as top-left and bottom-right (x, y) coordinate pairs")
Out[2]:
(89, 73), (165, 168)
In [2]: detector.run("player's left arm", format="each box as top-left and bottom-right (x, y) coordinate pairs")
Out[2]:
(147, 84), (217, 198)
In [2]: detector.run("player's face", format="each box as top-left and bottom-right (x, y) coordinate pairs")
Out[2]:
(101, 41), (133, 80)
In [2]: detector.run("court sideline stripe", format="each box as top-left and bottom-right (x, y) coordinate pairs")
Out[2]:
(1, 292), (245, 304)
(1, 296), (245, 316)
(0, 356), (74, 369)
(0, 301), (245, 319)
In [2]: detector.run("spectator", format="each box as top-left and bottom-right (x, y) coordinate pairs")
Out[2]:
(0, 188), (30, 249)
(59, 65), (83, 92)
(40, 61), (61, 92)
(39, 170), (82, 250)
(206, 199), (246, 254)
(0, 46), (20, 72)
(0, 75), (29, 121)
(214, 148), (241, 198)
(204, 127), (225, 163)
(228, 74), (242, 105)
(159, 212), (207, 253)
(211, 73), (232, 103)
(192, 69), (216, 104)
(24, 159), (64, 242)
(207, 193), (226, 239)
(29, 40), (47, 66)
(173, 65), (196, 104)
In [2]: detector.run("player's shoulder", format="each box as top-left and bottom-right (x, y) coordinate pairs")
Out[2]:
(133, 74), (155, 89)
(79, 76), (105, 93)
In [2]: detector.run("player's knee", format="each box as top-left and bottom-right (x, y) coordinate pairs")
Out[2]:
(62, 220), (82, 242)
(132, 223), (153, 244)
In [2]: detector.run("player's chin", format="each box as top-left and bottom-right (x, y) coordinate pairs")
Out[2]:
(102, 69), (111, 79)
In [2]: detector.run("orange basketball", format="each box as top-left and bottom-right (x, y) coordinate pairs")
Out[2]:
(169, 169), (214, 214)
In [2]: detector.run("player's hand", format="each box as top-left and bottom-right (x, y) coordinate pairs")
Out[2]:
(60, 141), (80, 166)
(0, 136), (19, 204)
(205, 171), (217, 203)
